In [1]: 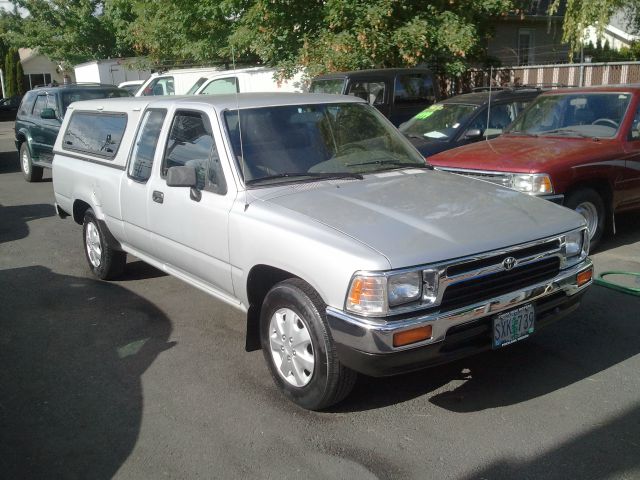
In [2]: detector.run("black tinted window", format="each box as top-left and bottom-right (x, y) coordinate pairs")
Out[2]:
(63, 112), (127, 159)
(61, 89), (129, 115)
(129, 109), (167, 182)
(32, 95), (47, 117)
(394, 74), (435, 104)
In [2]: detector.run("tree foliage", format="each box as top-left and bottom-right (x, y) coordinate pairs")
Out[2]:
(0, 0), (520, 78)
(4, 48), (16, 97)
(548, 0), (638, 57)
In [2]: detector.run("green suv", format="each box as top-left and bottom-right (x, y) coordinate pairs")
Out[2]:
(14, 84), (129, 182)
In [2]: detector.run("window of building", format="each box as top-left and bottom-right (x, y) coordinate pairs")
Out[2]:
(518, 29), (535, 66)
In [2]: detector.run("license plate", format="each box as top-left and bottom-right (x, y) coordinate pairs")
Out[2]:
(492, 304), (535, 349)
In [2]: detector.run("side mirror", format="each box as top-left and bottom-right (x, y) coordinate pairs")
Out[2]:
(41, 108), (57, 120)
(167, 165), (202, 201)
(464, 128), (483, 140)
(166, 165), (197, 188)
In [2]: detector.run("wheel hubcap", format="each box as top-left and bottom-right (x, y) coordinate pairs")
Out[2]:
(574, 201), (599, 240)
(22, 150), (29, 174)
(269, 308), (314, 387)
(85, 222), (102, 268)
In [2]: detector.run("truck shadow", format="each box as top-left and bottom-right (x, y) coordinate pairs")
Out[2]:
(597, 211), (640, 252)
(334, 285), (640, 413)
(460, 403), (640, 480)
(0, 203), (56, 244)
(0, 266), (174, 479)
(0, 150), (19, 174)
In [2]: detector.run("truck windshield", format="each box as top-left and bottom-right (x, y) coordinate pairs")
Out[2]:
(224, 103), (428, 186)
(400, 103), (478, 141)
(508, 92), (632, 138)
(309, 79), (346, 94)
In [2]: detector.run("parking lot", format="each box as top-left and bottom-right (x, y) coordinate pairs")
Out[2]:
(1, 118), (639, 479)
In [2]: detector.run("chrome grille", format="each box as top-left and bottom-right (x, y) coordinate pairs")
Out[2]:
(439, 257), (561, 311)
(437, 167), (512, 188)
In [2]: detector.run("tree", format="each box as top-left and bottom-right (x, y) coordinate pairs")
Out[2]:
(549, 0), (632, 58)
(5, 48), (16, 97)
(16, 56), (25, 94)
(1, 0), (138, 68)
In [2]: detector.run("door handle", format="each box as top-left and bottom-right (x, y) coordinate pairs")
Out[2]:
(152, 191), (164, 204)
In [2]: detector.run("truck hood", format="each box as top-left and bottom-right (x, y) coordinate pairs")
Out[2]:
(428, 135), (616, 173)
(261, 169), (585, 268)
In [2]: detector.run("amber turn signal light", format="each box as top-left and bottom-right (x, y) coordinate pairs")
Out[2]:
(393, 325), (433, 347)
(577, 268), (593, 287)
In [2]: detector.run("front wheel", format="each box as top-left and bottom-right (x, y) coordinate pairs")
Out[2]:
(82, 209), (126, 280)
(19, 143), (43, 182)
(564, 187), (605, 249)
(260, 278), (356, 410)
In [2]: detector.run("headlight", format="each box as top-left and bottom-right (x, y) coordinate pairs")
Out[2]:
(565, 228), (589, 259)
(510, 174), (553, 195)
(388, 272), (422, 306)
(346, 269), (437, 315)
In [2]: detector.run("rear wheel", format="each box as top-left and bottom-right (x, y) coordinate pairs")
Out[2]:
(82, 209), (126, 280)
(20, 143), (43, 182)
(260, 278), (357, 410)
(564, 188), (605, 249)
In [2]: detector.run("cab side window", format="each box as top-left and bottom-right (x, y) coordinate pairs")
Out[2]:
(128, 109), (167, 182)
(629, 103), (640, 140)
(163, 111), (227, 194)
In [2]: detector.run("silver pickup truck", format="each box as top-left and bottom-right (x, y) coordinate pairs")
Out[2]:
(52, 93), (593, 410)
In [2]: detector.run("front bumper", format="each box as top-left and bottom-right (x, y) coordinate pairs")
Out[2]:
(327, 258), (592, 377)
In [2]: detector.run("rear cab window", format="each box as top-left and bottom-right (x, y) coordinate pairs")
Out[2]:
(62, 111), (128, 159)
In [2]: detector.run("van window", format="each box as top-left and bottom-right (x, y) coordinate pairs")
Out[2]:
(32, 95), (47, 118)
(347, 81), (385, 105)
(163, 111), (226, 194)
(310, 78), (345, 94)
(63, 112), (127, 159)
(200, 77), (239, 95)
(61, 89), (129, 115)
(141, 76), (175, 96)
(186, 77), (208, 95)
(394, 74), (435, 104)
(128, 109), (167, 182)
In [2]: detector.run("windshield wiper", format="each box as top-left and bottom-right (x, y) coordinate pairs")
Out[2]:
(506, 130), (538, 137)
(541, 128), (592, 138)
(346, 159), (433, 170)
(245, 172), (363, 186)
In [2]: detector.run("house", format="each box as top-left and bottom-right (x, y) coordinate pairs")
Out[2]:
(584, 10), (640, 50)
(18, 48), (74, 89)
(487, 0), (569, 66)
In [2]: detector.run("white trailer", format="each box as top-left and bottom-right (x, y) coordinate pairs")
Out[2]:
(74, 58), (152, 86)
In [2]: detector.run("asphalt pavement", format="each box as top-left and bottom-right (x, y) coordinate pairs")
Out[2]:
(1, 120), (639, 479)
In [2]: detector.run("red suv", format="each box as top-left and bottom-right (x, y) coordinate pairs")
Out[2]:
(427, 85), (640, 247)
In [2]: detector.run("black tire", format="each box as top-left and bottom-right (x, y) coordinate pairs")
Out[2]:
(564, 187), (606, 250)
(19, 143), (43, 182)
(260, 278), (357, 410)
(82, 208), (126, 280)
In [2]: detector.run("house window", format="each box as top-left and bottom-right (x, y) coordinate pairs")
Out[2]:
(518, 29), (535, 65)
(27, 73), (52, 89)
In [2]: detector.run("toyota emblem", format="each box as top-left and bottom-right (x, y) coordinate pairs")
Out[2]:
(502, 256), (517, 270)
